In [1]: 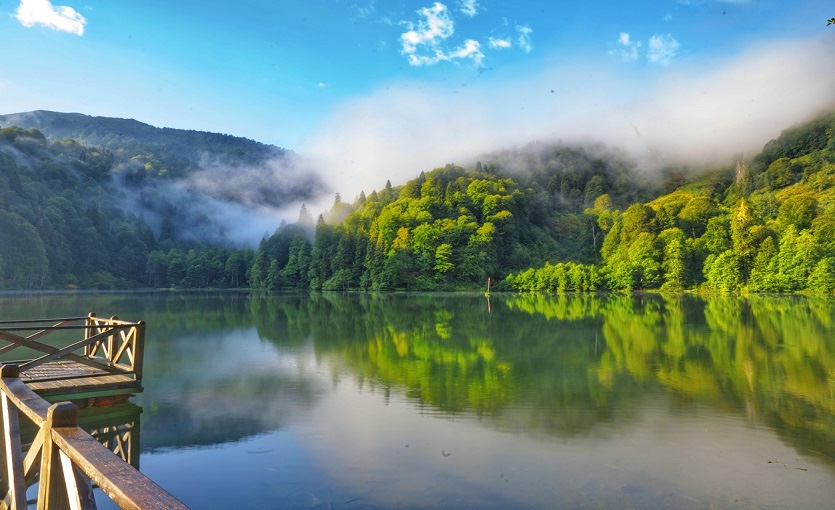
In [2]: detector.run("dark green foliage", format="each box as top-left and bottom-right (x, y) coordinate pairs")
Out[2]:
(0, 126), (255, 289)
(751, 111), (835, 175)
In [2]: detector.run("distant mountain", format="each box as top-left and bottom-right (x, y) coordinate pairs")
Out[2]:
(0, 109), (325, 208)
(0, 110), (285, 169)
(0, 111), (326, 259)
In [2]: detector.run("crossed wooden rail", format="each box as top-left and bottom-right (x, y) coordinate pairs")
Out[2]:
(0, 364), (187, 509)
(0, 314), (144, 382)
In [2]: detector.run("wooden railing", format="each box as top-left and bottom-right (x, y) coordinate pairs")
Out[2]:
(0, 364), (187, 509)
(0, 314), (144, 382)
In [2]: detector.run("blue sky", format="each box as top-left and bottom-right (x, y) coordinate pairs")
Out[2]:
(1, 0), (834, 201)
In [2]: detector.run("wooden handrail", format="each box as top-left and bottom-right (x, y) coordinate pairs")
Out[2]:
(0, 364), (187, 510)
(0, 314), (145, 382)
(0, 318), (91, 325)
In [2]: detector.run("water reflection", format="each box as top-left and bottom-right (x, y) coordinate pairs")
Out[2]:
(3, 292), (835, 454)
(3, 291), (835, 508)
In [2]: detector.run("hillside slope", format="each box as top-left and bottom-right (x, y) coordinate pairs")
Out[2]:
(2, 109), (835, 291)
(507, 110), (835, 293)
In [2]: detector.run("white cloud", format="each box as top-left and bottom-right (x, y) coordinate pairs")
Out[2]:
(450, 39), (483, 63)
(15, 0), (86, 36)
(516, 24), (533, 53)
(489, 37), (512, 49)
(609, 32), (642, 61)
(301, 35), (835, 200)
(401, 2), (455, 54)
(610, 32), (680, 66)
(317, 82), (327, 88)
(459, 0), (478, 17)
(647, 33), (680, 65)
(400, 2), (484, 67)
(406, 39), (484, 67)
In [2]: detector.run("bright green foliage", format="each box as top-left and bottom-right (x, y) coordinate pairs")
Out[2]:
(506, 262), (600, 292)
(730, 198), (756, 280)
(704, 251), (742, 291)
(807, 257), (835, 292)
(513, 111), (835, 293)
(659, 228), (686, 290)
(434, 243), (454, 280)
(678, 196), (720, 238)
(699, 216), (732, 256)
(748, 236), (783, 292)
(776, 193), (817, 231)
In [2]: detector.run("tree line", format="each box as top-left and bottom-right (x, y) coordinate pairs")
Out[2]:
(2, 110), (835, 292)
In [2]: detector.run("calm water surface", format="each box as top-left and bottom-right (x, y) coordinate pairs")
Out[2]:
(2, 292), (834, 509)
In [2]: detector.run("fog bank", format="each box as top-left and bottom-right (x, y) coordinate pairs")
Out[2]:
(300, 34), (835, 199)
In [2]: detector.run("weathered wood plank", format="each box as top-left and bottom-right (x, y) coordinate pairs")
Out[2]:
(37, 402), (78, 510)
(26, 375), (139, 395)
(52, 428), (187, 510)
(0, 375), (51, 426)
(130, 323), (145, 382)
(1, 393), (27, 509)
(0, 318), (89, 325)
(58, 450), (96, 510)
(23, 428), (44, 486)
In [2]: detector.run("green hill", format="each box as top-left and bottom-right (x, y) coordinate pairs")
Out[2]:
(2, 108), (835, 292)
(507, 110), (835, 293)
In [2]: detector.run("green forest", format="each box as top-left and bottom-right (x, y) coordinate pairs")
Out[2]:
(2, 109), (835, 292)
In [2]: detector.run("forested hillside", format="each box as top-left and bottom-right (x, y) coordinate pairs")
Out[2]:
(0, 125), (257, 288)
(1, 109), (834, 292)
(508, 110), (835, 293)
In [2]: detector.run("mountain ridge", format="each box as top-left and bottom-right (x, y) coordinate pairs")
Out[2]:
(0, 110), (289, 170)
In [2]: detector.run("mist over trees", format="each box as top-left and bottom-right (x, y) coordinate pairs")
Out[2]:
(2, 109), (835, 292)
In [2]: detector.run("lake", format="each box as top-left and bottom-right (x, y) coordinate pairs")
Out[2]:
(1, 291), (834, 509)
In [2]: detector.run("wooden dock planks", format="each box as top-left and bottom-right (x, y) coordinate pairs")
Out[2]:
(18, 360), (142, 400)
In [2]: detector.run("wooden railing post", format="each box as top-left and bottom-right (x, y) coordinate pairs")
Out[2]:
(132, 322), (145, 382)
(107, 317), (118, 364)
(0, 364), (26, 510)
(84, 314), (96, 357)
(38, 402), (95, 510)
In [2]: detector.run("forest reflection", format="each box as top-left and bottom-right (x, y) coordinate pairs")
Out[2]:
(250, 292), (835, 457)
(2, 291), (832, 459)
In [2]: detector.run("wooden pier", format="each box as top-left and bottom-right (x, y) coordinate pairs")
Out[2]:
(0, 314), (144, 405)
(0, 314), (186, 509)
